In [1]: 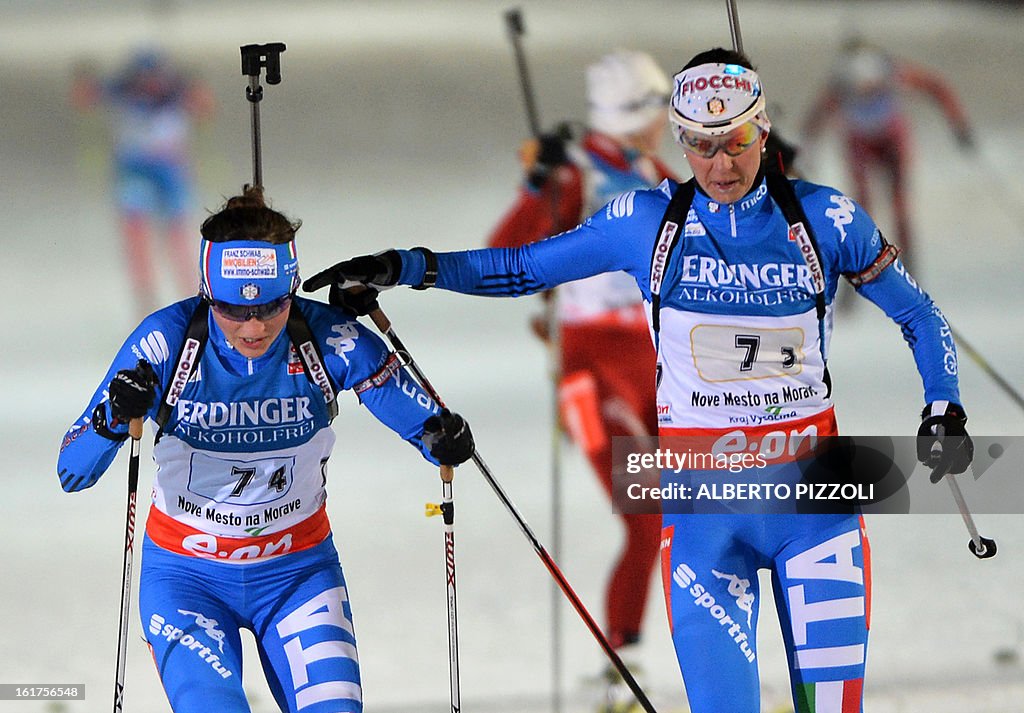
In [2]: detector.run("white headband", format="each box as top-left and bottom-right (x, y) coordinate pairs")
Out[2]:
(669, 62), (766, 136)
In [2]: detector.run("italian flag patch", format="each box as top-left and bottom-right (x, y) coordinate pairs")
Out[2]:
(795, 679), (862, 713)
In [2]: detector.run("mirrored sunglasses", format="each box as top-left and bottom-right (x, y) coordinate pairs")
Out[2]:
(209, 293), (293, 322)
(678, 121), (762, 158)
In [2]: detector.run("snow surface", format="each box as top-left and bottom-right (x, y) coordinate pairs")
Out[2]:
(2, 1), (1023, 711)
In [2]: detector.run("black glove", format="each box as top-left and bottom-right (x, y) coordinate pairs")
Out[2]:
(421, 409), (475, 466)
(917, 402), (974, 477)
(329, 284), (380, 318)
(526, 132), (570, 190)
(108, 358), (158, 425)
(302, 250), (403, 294)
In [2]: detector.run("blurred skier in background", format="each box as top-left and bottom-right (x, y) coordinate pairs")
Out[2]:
(72, 48), (215, 313)
(801, 37), (974, 270)
(485, 49), (676, 712)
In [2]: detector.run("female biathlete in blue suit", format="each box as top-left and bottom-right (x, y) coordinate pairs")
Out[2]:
(58, 187), (475, 712)
(303, 48), (973, 713)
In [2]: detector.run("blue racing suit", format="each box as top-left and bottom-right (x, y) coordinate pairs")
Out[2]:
(58, 296), (441, 712)
(390, 175), (960, 713)
(106, 81), (197, 220)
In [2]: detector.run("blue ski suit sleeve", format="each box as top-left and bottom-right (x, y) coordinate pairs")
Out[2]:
(856, 268), (960, 404)
(57, 303), (188, 492)
(300, 299), (442, 464)
(397, 185), (669, 300)
(794, 181), (961, 405)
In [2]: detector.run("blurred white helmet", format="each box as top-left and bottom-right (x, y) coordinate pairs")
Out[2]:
(587, 50), (670, 136)
(839, 42), (891, 91)
(669, 62), (767, 137)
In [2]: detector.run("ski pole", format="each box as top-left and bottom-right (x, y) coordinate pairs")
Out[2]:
(929, 458), (997, 560)
(345, 296), (464, 709)
(240, 42), (286, 190)
(948, 323), (1024, 415)
(426, 465), (461, 713)
(504, 8), (541, 138)
(502, 11), (567, 709)
(545, 291), (565, 713)
(362, 304), (659, 713)
(502, 8), (576, 156)
(725, 0), (745, 55)
(113, 416), (144, 713)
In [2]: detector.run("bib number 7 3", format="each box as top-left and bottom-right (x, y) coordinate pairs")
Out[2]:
(691, 325), (805, 383)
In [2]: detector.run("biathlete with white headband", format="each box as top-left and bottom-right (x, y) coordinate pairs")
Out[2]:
(57, 187), (475, 713)
(303, 48), (974, 713)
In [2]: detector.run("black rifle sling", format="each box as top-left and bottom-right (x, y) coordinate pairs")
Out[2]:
(649, 179), (697, 342)
(155, 300), (210, 440)
(764, 172), (827, 321)
(285, 303), (339, 422)
(764, 173), (834, 397)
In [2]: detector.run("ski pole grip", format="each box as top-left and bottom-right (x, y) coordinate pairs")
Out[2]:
(241, 43), (287, 80)
(368, 308), (391, 334)
(343, 285), (391, 333)
(726, 0), (745, 54)
(502, 6), (542, 137)
(504, 7), (524, 37)
(441, 465), (455, 483)
(128, 417), (144, 441)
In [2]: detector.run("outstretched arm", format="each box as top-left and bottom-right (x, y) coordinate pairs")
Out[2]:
(407, 227), (631, 297)
(897, 62), (973, 146)
(304, 184), (671, 302)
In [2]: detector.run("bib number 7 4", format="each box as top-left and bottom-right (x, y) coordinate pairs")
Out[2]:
(187, 452), (296, 505)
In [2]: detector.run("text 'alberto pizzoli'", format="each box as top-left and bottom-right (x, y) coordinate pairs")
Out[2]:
(627, 481), (875, 503)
